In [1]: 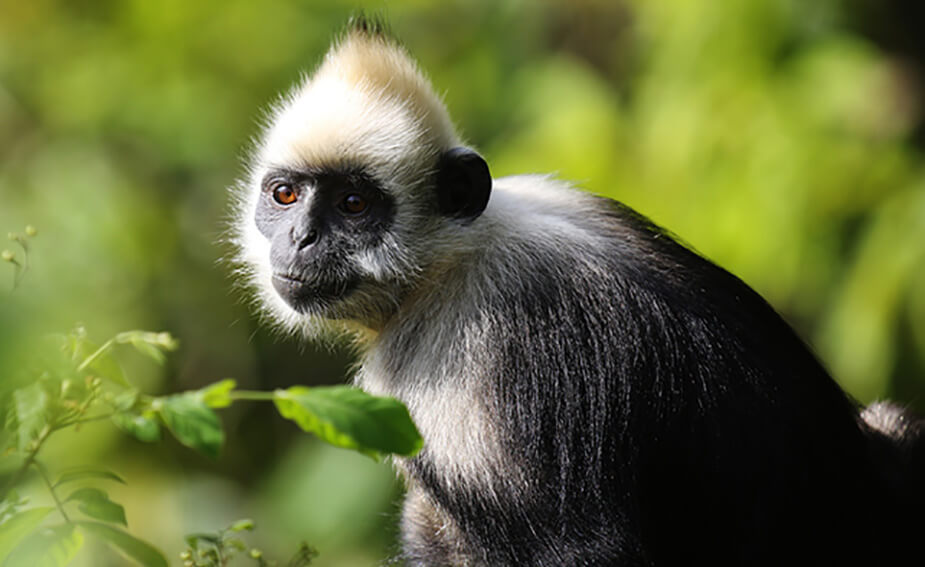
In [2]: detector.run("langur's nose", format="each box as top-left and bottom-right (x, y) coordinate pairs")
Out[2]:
(291, 227), (319, 249)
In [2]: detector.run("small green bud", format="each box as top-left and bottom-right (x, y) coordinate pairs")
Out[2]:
(1, 250), (14, 262)
(249, 549), (263, 559)
(6, 233), (14, 241)
(229, 518), (255, 532)
(157, 332), (179, 350)
(179, 550), (192, 560)
(24, 225), (37, 237)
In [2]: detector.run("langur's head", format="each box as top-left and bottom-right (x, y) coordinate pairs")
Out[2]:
(233, 19), (491, 335)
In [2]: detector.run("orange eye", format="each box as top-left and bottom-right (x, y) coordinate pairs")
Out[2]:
(342, 194), (368, 215)
(272, 184), (298, 205)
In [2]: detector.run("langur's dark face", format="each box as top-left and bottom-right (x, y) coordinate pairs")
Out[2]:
(254, 167), (395, 314)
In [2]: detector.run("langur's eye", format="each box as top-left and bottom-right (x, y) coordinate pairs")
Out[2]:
(272, 183), (298, 205)
(340, 194), (368, 215)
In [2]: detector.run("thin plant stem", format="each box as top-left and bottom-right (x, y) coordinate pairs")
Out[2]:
(228, 390), (276, 402)
(34, 462), (70, 523)
(76, 339), (115, 373)
(1, 424), (51, 498)
(54, 411), (117, 430)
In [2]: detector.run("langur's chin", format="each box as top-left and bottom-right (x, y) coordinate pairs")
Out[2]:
(271, 274), (358, 314)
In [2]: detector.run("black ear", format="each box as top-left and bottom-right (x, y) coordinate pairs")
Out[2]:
(435, 147), (492, 221)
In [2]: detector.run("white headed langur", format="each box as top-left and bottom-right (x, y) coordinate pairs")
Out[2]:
(233, 19), (923, 566)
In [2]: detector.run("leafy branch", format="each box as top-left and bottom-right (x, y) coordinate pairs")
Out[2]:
(2, 225), (422, 566)
(181, 519), (317, 567)
(0, 325), (423, 567)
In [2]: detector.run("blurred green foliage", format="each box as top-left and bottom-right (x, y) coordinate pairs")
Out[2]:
(1, 0), (923, 565)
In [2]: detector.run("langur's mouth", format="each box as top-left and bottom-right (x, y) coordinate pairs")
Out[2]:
(272, 273), (309, 285)
(271, 273), (357, 312)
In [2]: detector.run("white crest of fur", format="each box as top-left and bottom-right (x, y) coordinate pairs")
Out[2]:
(233, 29), (463, 334)
(259, 30), (459, 178)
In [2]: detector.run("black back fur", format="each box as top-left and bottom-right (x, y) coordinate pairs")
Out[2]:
(397, 198), (922, 566)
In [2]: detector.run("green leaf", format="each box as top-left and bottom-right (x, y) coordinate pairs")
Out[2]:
(184, 533), (219, 549)
(198, 379), (236, 409)
(273, 386), (423, 459)
(3, 523), (83, 567)
(129, 339), (165, 364)
(158, 394), (224, 458)
(287, 542), (319, 567)
(65, 488), (126, 526)
(111, 412), (161, 443)
(73, 338), (128, 387)
(0, 507), (54, 561)
(227, 518), (254, 532)
(12, 383), (49, 451)
(0, 495), (28, 524)
(62, 327), (90, 361)
(114, 331), (178, 365)
(76, 522), (167, 567)
(3, 411), (18, 452)
(54, 467), (126, 487)
(183, 535), (199, 550)
(111, 390), (139, 412)
(85, 353), (128, 387)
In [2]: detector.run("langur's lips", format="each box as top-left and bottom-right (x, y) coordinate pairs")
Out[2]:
(271, 273), (355, 312)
